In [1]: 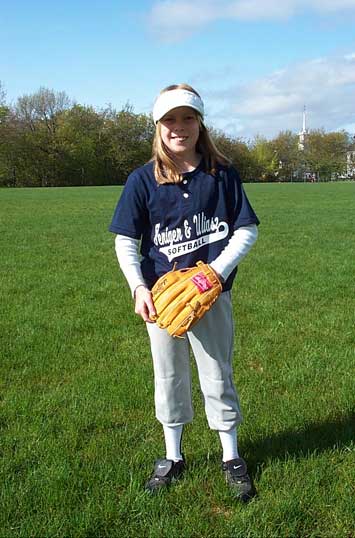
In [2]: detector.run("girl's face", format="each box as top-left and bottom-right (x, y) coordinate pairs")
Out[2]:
(159, 106), (200, 159)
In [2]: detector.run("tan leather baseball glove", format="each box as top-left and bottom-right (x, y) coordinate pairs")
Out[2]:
(150, 261), (222, 337)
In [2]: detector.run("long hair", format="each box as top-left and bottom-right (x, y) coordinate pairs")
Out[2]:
(152, 83), (230, 184)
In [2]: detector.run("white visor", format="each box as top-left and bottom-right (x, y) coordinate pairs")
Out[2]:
(153, 89), (204, 124)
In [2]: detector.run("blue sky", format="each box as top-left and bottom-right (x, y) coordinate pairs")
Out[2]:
(1, 0), (355, 139)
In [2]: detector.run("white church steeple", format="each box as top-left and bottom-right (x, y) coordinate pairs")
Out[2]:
(298, 105), (308, 151)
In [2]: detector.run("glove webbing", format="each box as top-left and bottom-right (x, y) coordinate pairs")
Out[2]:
(164, 287), (220, 335)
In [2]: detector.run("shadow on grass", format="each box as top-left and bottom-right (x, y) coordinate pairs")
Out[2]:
(244, 411), (355, 471)
(188, 412), (354, 478)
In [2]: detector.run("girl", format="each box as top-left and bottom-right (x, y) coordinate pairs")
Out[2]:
(109, 84), (260, 502)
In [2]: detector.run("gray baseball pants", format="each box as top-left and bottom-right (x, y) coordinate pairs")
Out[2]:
(146, 291), (242, 431)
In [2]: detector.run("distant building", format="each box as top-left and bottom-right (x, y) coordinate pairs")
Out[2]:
(298, 106), (308, 151)
(346, 137), (355, 178)
(296, 106), (315, 180)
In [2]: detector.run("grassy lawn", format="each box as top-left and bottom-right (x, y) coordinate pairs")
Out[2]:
(0, 182), (354, 538)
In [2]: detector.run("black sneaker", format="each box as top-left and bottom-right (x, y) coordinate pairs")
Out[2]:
(145, 458), (186, 493)
(222, 457), (256, 503)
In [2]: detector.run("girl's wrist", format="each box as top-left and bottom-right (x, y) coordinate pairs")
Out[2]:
(134, 284), (149, 299)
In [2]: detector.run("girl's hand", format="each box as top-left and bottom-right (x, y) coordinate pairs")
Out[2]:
(134, 285), (157, 323)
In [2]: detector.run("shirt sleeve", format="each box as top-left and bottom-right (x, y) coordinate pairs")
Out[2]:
(210, 224), (258, 282)
(114, 234), (147, 296)
(109, 171), (149, 239)
(227, 166), (260, 230)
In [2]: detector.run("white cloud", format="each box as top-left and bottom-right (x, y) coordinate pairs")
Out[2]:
(226, 0), (298, 21)
(149, 0), (355, 41)
(203, 53), (355, 138)
(148, 0), (220, 41)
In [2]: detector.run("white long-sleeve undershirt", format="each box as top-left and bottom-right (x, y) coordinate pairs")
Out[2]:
(114, 235), (146, 296)
(114, 223), (258, 296)
(209, 224), (258, 281)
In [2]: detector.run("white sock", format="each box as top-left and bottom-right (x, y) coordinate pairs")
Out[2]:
(163, 424), (183, 462)
(219, 428), (239, 462)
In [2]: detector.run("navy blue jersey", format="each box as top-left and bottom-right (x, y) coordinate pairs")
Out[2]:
(109, 160), (259, 291)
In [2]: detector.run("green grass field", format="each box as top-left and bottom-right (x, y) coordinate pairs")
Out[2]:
(0, 182), (354, 538)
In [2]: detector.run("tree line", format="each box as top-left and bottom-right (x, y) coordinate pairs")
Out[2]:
(0, 84), (354, 187)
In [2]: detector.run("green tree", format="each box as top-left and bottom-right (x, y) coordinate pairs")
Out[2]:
(271, 130), (300, 181)
(2, 81), (352, 187)
(3, 88), (70, 186)
(0, 83), (20, 187)
(209, 128), (252, 181)
(249, 136), (278, 181)
(0, 81), (5, 107)
(304, 130), (348, 180)
(0, 117), (9, 186)
(55, 104), (108, 185)
(105, 104), (155, 184)
(11, 87), (72, 186)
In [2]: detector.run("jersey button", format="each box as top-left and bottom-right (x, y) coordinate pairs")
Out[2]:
(182, 179), (188, 184)
(183, 193), (189, 198)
